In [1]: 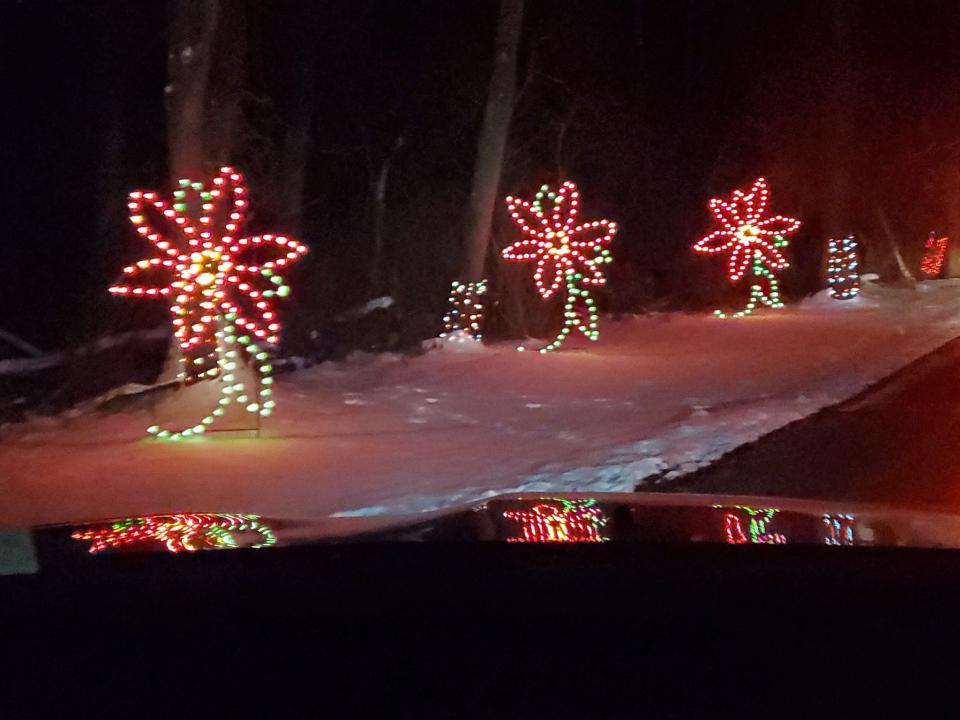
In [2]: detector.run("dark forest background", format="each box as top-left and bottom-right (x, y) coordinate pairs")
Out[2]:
(3, 0), (960, 359)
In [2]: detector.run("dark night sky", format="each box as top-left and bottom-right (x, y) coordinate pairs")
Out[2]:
(3, 0), (960, 353)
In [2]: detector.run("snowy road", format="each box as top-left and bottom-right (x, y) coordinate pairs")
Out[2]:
(2, 278), (960, 527)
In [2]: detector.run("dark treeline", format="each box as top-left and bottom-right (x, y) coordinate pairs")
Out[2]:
(3, 0), (960, 357)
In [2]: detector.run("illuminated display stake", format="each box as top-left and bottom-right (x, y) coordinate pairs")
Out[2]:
(502, 499), (608, 542)
(440, 280), (488, 341)
(109, 166), (307, 439)
(920, 233), (948, 278)
(693, 177), (801, 318)
(823, 513), (856, 546)
(503, 181), (617, 352)
(72, 513), (276, 554)
(719, 506), (786, 544)
(827, 235), (860, 300)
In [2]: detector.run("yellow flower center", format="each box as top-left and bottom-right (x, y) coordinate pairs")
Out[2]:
(187, 249), (223, 286)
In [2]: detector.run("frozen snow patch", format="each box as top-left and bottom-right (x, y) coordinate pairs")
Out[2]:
(427, 330), (489, 353)
(330, 505), (392, 518)
(335, 296), (394, 321)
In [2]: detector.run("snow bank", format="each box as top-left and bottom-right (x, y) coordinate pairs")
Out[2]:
(3, 278), (960, 527)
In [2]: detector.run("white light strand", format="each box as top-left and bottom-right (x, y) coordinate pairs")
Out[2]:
(440, 280), (488, 340)
(826, 235), (860, 300)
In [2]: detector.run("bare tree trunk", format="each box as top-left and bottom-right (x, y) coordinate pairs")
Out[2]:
(166, 0), (220, 183)
(461, 0), (524, 281)
(154, 0), (262, 435)
(368, 135), (404, 293)
(370, 158), (391, 290)
(277, 7), (320, 238)
(160, 0), (224, 388)
(554, 105), (576, 185)
(278, 117), (311, 237)
(823, 2), (855, 240)
(206, 2), (246, 167)
(92, 87), (126, 342)
(877, 207), (916, 287)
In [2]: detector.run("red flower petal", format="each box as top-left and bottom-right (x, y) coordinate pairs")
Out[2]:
(549, 181), (581, 230)
(727, 243), (752, 282)
(567, 219), (617, 249)
(533, 256), (564, 299)
(501, 238), (542, 260)
(693, 229), (736, 254)
(127, 191), (189, 258)
(227, 234), (308, 274)
(708, 198), (741, 230)
(708, 177), (770, 229)
(572, 255), (608, 286)
(755, 214), (801, 238)
(756, 246), (789, 272)
(223, 269), (285, 344)
(505, 197), (551, 236)
(199, 166), (249, 244)
(108, 257), (177, 298)
(738, 177), (769, 225)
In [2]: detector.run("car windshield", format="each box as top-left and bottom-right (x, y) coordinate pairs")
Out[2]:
(3, 0), (960, 552)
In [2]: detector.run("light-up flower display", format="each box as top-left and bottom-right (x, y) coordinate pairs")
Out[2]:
(693, 177), (801, 318)
(503, 181), (617, 352)
(109, 166), (307, 439)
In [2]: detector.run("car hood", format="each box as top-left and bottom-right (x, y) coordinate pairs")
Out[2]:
(36, 492), (960, 554)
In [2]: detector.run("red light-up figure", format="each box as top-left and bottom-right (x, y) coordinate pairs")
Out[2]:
(920, 233), (948, 278)
(693, 177), (801, 318)
(109, 167), (307, 439)
(503, 181), (617, 352)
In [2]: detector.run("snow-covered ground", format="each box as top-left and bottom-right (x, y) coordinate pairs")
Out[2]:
(3, 277), (960, 528)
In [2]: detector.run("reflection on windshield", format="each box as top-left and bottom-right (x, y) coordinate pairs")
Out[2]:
(718, 506), (787, 545)
(823, 513), (856, 546)
(72, 513), (276, 554)
(502, 499), (608, 543)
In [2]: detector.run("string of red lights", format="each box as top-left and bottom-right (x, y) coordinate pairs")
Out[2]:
(920, 233), (948, 278)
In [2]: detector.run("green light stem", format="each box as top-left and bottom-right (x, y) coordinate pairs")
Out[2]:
(539, 271), (600, 353)
(715, 249), (784, 319)
(146, 320), (274, 441)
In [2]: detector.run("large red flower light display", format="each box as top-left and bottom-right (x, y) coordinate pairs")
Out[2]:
(110, 166), (307, 439)
(503, 181), (617, 352)
(693, 177), (801, 318)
